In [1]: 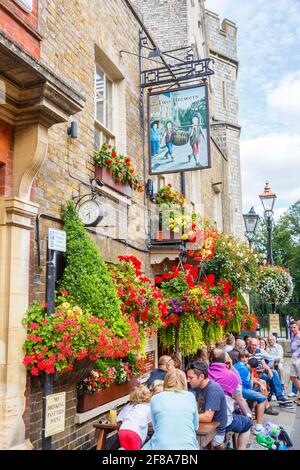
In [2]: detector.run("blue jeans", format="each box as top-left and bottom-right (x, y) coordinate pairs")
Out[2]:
(166, 141), (173, 154)
(242, 387), (266, 404)
(262, 370), (284, 398)
(151, 140), (159, 155)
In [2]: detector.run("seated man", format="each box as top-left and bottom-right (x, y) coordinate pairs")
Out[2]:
(234, 351), (278, 432)
(147, 355), (174, 387)
(268, 335), (284, 387)
(186, 361), (228, 449)
(208, 349), (252, 449)
(247, 338), (293, 408)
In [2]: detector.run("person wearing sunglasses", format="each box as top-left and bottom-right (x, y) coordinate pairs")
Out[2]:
(186, 361), (228, 449)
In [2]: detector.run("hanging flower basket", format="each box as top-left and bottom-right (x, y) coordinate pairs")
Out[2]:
(256, 265), (294, 305)
(95, 166), (132, 197)
(77, 377), (139, 413)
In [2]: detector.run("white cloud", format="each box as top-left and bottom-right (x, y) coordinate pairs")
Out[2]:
(266, 71), (300, 127)
(241, 133), (300, 214)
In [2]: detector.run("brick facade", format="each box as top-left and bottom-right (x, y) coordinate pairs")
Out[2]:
(0, 0), (41, 57)
(0, 0), (244, 450)
(0, 119), (13, 196)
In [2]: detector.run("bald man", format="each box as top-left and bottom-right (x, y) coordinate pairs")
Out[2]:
(147, 355), (174, 387)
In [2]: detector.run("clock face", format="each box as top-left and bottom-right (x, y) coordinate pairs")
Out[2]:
(78, 199), (102, 226)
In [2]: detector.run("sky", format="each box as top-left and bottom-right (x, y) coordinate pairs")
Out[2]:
(205, 0), (300, 220)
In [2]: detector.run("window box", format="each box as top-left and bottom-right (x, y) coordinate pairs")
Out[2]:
(77, 377), (139, 413)
(95, 166), (132, 197)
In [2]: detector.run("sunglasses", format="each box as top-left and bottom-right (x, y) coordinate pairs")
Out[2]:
(189, 362), (205, 371)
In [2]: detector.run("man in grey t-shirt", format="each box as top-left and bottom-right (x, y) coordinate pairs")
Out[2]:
(186, 361), (228, 449)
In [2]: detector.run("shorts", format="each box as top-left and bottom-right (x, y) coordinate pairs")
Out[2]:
(290, 359), (300, 378)
(119, 429), (142, 450)
(226, 413), (252, 434)
(242, 388), (267, 404)
(212, 434), (225, 447)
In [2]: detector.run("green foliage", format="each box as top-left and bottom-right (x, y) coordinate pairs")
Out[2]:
(159, 325), (177, 351)
(59, 202), (128, 334)
(203, 323), (223, 344)
(178, 315), (204, 356)
(253, 200), (300, 299)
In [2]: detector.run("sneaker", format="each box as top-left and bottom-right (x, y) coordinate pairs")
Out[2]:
(288, 392), (297, 397)
(294, 397), (300, 406)
(277, 396), (293, 405)
(279, 401), (294, 408)
(264, 406), (279, 415)
(253, 424), (264, 435)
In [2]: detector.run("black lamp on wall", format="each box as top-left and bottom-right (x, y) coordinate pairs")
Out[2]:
(67, 121), (78, 139)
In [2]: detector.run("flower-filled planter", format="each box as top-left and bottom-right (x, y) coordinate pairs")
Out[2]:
(256, 265), (294, 305)
(95, 166), (132, 197)
(77, 377), (139, 413)
(93, 143), (143, 196)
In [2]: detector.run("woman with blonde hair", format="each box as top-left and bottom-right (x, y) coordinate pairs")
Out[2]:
(142, 369), (199, 450)
(117, 384), (151, 450)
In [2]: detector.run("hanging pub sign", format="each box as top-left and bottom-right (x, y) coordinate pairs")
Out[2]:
(148, 83), (211, 175)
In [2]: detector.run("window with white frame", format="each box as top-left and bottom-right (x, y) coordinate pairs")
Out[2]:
(94, 66), (115, 149)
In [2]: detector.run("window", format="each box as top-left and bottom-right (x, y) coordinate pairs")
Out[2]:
(94, 66), (114, 148)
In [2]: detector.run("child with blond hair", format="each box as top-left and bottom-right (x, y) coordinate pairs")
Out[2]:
(117, 384), (151, 450)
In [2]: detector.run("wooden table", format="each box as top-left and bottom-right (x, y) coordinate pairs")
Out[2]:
(197, 421), (220, 449)
(93, 422), (120, 450)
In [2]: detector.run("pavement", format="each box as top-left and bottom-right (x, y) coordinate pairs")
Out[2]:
(248, 358), (300, 450)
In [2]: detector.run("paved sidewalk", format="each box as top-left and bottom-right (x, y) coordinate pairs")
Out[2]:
(248, 358), (299, 450)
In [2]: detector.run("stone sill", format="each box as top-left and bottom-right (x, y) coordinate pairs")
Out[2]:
(74, 394), (130, 424)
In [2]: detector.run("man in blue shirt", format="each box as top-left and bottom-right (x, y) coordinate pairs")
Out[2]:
(234, 351), (278, 434)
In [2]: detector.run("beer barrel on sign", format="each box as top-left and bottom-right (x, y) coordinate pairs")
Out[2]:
(171, 130), (189, 146)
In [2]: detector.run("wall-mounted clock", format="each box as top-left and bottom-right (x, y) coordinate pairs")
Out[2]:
(77, 199), (105, 227)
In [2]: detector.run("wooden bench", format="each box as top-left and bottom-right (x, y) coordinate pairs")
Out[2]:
(94, 422), (154, 450)
(93, 422), (120, 450)
(197, 421), (219, 449)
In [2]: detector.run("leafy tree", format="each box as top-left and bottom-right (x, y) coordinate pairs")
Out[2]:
(253, 200), (300, 299)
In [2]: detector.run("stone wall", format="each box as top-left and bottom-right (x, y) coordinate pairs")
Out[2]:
(24, 0), (151, 450)
(206, 9), (243, 239)
(132, 0), (189, 53)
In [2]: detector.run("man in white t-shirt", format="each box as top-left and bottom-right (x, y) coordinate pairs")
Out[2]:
(268, 335), (284, 386)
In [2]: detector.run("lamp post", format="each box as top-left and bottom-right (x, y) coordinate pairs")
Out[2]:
(259, 182), (277, 265)
(243, 206), (260, 249)
(259, 183), (277, 332)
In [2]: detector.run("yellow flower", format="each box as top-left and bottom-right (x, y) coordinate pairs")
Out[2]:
(181, 234), (188, 240)
(173, 227), (180, 233)
(62, 302), (70, 310)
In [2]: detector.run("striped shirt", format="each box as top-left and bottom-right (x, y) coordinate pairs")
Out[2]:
(247, 347), (274, 368)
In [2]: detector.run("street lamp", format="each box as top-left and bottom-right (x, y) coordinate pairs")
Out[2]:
(259, 182), (277, 265)
(243, 206), (260, 248)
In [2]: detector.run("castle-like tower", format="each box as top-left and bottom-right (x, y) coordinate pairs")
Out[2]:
(132, 0), (244, 239)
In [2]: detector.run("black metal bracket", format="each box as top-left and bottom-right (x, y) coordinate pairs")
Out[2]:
(141, 57), (214, 89)
(138, 32), (214, 90)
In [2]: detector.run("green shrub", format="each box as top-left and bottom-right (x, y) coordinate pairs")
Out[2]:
(59, 202), (127, 335)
